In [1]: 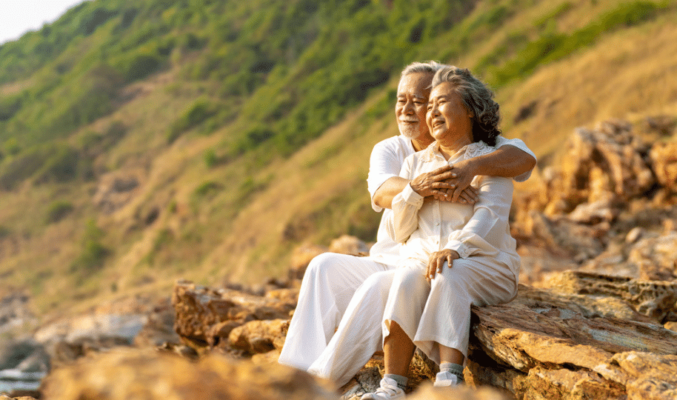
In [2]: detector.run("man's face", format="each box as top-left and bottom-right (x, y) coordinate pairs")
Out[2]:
(396, 72), (433, 140)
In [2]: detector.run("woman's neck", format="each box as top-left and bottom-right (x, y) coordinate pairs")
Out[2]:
(412, 135), (434, 152)
(438, 135), (473, 160)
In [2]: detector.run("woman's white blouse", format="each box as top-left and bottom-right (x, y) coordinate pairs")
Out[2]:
(386, 141), (520, 273)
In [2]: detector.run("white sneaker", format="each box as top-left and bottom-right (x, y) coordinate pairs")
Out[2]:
(360, 377), (405, 399)
(433, 371), (462, 387)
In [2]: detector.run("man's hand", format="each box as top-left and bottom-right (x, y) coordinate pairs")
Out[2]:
(431, 158), (478, 203)
(410, 165), (457, 198)
(425, 249), (460, 282)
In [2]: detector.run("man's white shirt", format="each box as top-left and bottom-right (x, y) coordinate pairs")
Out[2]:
(366, 135), (536, 267)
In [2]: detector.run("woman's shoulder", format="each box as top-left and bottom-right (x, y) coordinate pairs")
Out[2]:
(463, 140), (495, 160)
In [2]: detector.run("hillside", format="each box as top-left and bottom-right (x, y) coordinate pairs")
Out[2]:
(0, 0), (675, 320)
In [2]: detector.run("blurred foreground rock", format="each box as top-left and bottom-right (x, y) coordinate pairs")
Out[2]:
(41, 349), (338, 400)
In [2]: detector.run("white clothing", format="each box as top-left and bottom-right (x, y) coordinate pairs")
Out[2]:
(367, 135), (534, 267)
(382, 141), (520, 363)
(281, 134), (533, 381)
(278, 253), (394, 370)
(307, 140), (524, 386)
(387, 141), (520, 277)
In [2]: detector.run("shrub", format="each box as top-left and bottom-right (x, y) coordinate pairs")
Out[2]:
(34, 146), (81, 183)
(117, 51), (163, 82)
(167, 99), (216, 143)
(71, 219), (109, 272)
(46, 201), (74, 223)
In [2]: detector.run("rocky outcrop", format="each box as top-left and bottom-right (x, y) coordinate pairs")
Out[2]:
(650, 141), (677, 193)
(41, 349), (338, 400)
(329, 235), (370, 256)
(545, 271), (677, 322)
(466, 280), (677, 399)
(228, 319), (289, 354)
(172, 280), (295, 348)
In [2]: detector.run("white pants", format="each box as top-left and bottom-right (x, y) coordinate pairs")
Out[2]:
(278, 253), (393, 371)
(383, 258), (517, 363)
(307, 257), (517, 387)
(307, 269), (398, 386)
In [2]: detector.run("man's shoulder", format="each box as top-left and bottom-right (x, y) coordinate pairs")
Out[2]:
(373, 135), (412, 153)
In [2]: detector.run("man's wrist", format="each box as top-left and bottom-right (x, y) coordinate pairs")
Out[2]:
(465, 157), (481, 178)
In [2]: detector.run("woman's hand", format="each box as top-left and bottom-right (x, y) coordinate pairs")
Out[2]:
(426, 249), (460, 281)
(432, 159), (478, 203)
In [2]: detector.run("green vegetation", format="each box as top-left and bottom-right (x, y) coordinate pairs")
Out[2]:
(71, 219), (109, 273)
(486, 1), (666, 86)
(0, 0), (674, 314)
(46, 201), (75, 223)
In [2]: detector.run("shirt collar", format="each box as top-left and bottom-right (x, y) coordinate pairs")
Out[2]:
(420, 140), (494, 163)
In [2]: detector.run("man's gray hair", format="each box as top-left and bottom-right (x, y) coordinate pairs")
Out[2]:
(401, 61), (445, 77)
(432, 66), (501, 146)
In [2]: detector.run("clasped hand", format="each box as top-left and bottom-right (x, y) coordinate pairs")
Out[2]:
(410, 163), (478, 205)
(426, 249), (460, 282)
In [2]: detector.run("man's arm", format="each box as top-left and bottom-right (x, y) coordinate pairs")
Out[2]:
(373, 166), (479, 210)
(433, 144), (536, 202)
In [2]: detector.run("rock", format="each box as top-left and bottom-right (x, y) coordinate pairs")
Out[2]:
(513, 284), (653, 323)
(0, 293), (35, 335)
(265, 288), (300, 305)
(467, 284), (677, 399)
(665, 322), (677, 332)
(92, 169), (144, 214)
(627, 232), (677, 281)
(650, 141), (677, 193)
(524, 212), (605, 260)
(133, 298), (181, 347)
(228, 319), (289, 354)
(41, 349), (338, 400)
(251, 349), (282, 365)
(289, 244), (328, 279)
(172, 280), (294, 347)
(546, 271), (677, 321)
(567, 199), (620, 224)
(596, 352), (677, 400)
(407, 383), (510, 400)
(625, 227), (644, 244)
(328, 235), (369, 256)
(340, 366), (381, 400)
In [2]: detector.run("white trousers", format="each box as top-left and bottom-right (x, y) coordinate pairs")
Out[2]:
(383, 258), (517, 363)
(278, 253), (393, 371)
(307, 257), (517, 387)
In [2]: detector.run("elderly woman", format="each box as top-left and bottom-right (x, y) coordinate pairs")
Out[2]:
(362, 66), (521, 399)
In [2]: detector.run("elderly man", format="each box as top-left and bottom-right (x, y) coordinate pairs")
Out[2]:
(279, 61), (536, 385)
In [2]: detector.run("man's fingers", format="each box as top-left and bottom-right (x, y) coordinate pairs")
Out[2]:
(447, 255), (453, 269)
(459, 191), (475, 205)
(431, 182), (454, 189)
(431, 171), (457, 181)
(436, 257), (443, 274)
(452, 187), (464, 202)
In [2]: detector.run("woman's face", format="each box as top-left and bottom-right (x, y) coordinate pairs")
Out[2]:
(426, 82), (473, 146)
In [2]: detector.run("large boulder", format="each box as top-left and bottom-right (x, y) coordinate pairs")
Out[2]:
(545, 271), (677, 322)
(650, 141), (677, 193)
(228, 319), (289, 354)
(172, 280), (294, 348)
(328, 235), (369, 256)
(466, 282), (677, 399)
(41, 349), (338, 400)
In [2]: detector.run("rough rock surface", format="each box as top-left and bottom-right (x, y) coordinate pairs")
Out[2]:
(407, 384), (510, 400)
(328, 235), (369, 256)
(228, 319), (289, 354)
(172, 280), (295, 348)
(41, 349), (338, 400)
(545, 271), (677, 322)
(650, 141), (677, 193)
(289, 243), (328, 279)
(466, 282), (677, 399)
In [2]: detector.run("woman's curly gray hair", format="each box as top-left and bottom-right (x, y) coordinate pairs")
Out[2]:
(431, 66), (501, 146)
